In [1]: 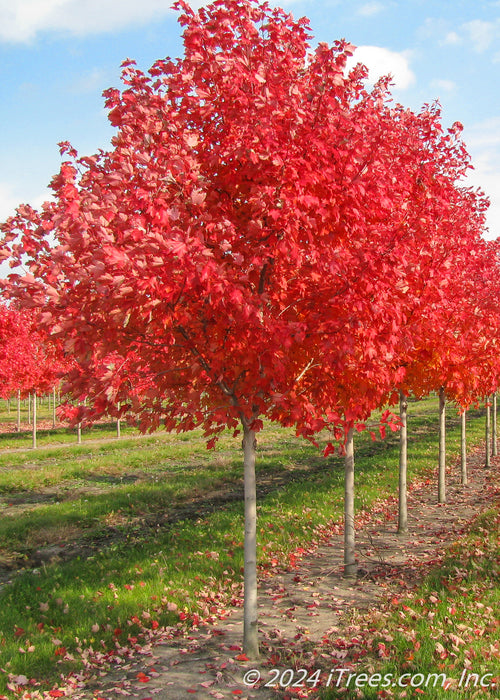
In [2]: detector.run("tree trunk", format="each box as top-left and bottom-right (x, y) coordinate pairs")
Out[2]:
(344, 427), (356, 578)
(438, 387), (446, 504)
(485, 397), (491, 468)
(398, 391), (408, 534)
(117, 419), (121, 438)
(242, 421), (259, 658)
(492, 394), (497, 457)
(461, 410), (467, 486)
(52, 386), (57, 429)
(17, 390), (21, 433)
(28, 393), (31, 425)
(77, 422), (82, 444)
(32, 391), (37, 449)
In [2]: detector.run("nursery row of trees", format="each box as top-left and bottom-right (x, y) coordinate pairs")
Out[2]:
(0, 304), (124, 446)
(0, 304), (69, 446)
(1, 0), (499, 658)
(0, 305), (64, 402)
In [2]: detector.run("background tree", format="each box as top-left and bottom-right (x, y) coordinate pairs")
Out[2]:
(0, 303), (68, 443)
(387, 174), (491, 514)
(0, 304), (35, 403)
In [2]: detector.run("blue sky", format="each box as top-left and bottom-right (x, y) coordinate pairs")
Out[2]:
(1, 0), (500, 238)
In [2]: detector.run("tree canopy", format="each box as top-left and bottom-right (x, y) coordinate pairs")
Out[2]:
(0, 0), (489, 446)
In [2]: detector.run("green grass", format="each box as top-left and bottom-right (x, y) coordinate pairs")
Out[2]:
(0, 395), (145, 449)
(320, 507), (500, 699)
(0, 396), (493, 695)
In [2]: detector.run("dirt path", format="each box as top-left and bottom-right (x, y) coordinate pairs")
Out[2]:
(69, 447), (499, 700)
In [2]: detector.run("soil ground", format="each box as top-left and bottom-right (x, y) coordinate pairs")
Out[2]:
(66, 445), (500, 700)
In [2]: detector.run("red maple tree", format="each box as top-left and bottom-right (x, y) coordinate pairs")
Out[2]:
(371, 143), (493, 523)
(0, 304), (65, 400)
(0, 304), (36, 400)
(0, 0), (491, 652)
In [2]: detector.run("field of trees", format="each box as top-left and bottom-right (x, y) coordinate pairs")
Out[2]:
(1, 0), (500, 696)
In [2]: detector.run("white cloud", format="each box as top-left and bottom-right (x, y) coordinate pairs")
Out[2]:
(0, 183), (50, 223)
(346, 45), (415, 90)
(0, 183), (21, 223)
(439, 18), (500, 54)
(430, 78), (456, 93)
(442, 30), (461, 45)
(357, 2), (385, 17)
(464, 118), (500, 240)
(0, 0), (210, 42)
(464, 117), (500, 151)
(70, 68), (109, 94)
(462, 19), (496, 52)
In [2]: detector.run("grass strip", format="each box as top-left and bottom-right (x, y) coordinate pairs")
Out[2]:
(320, 504), (500, 699)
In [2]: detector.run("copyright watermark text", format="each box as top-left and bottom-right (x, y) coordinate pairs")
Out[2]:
(242, 667), (496, 691)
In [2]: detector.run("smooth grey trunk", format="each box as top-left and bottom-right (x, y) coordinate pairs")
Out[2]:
(52, 386), (57, 428)
(77, 422), (82, 444)
(117, 419), (121, 438)
(485, 397), (491, 468)
(438, 387), (446, 504)
(242, 422), (259, 658)
(461, 410), (467, 486)
(32, 391), (37, 450)
(344, 428), (356, 578)
(398, 391), (408, 534)
(492, 394), (497, 457)
(17, 390), (21, 432)
(28, 393), (31, 425)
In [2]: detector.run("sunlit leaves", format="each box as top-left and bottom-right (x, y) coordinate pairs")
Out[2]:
(1, 0), (490, 446)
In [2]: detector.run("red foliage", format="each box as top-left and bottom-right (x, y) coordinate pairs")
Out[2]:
(0, 0), (490, 440)
(0, 304), (68, 398)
